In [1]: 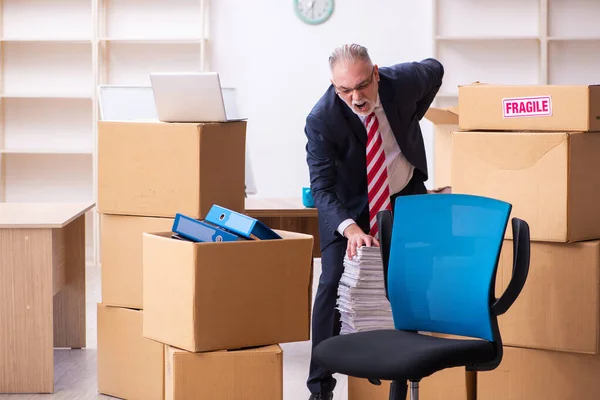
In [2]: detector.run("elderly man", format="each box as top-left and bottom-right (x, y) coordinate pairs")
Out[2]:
(304, 44), (444, 400)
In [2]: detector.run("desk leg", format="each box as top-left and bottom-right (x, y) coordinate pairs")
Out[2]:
(0, 228), (54, 393)
(53, 215), (86, 349)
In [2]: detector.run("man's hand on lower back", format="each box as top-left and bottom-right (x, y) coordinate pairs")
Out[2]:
(343, 223), (380, 259)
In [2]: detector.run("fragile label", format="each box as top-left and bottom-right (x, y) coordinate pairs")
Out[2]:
(502, 96), (552, 118)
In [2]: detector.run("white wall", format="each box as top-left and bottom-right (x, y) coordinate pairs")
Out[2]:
(209, 0), (435, 198)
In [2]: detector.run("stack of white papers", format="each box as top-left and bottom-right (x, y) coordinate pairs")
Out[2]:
(337, 245), (395, 335)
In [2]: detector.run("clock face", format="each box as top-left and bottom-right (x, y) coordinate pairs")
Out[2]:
(294, 0), (334, 25)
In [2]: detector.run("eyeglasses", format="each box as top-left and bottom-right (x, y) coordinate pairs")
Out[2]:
(334, 67), (375, 96)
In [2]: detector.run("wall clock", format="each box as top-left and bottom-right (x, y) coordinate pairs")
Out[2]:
(294, 0), (334, 25)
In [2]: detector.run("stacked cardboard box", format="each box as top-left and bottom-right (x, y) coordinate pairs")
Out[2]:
(450, 83), (600, 399)
(96, 120), (314, 399)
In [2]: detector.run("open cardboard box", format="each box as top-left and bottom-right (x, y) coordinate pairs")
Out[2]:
(142, 229), (314, 353)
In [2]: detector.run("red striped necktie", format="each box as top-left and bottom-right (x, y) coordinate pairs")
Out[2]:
(364, 111), (392, 238)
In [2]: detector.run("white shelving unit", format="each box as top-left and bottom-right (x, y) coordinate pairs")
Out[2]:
(432, 0), (600, 108)
(0, 0), (209, 266)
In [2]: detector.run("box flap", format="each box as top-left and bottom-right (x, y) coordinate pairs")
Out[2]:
(424, 107), (459, 125)
(170, 344), (282, 356)
(451, 131), (571, 242)
(452, 131), (568, 170)
(458, 81), (486, 88)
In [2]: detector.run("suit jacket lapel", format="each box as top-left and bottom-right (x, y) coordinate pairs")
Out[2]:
(338, 97), (367, 146)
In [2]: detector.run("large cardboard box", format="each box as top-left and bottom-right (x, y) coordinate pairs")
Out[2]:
(98, 121), (246, 219)
(478, 347), (600, 400)
(101, 214), (174, 309)
(349, 367), (472, 400)
(451, 130), (600, 242)
(459, 83), (600, 132)
(142, 230), (314, 352)
(496, 239), (600, 354)
(424, 106), (458, 188)
(165, 344), (283, 400)
(97, 304), (164, 400)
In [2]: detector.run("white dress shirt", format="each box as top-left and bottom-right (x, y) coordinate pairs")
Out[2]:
(337, 96), (415, 236)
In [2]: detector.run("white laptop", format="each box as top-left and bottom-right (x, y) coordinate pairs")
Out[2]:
(149, 72), (246, 123)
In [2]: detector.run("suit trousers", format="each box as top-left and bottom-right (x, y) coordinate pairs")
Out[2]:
(307, 173), (427, 394)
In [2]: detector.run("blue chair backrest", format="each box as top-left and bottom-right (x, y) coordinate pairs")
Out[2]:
(387, 194), (511, 341)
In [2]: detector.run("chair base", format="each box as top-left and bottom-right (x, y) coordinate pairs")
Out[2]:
(389, 380), (419, 400)
(410, 381), (419, 400)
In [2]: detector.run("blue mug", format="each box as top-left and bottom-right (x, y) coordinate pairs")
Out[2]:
(302, 187), (315, 208)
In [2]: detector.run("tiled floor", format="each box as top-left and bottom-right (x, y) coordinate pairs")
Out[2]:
(0, 258), (349, 400)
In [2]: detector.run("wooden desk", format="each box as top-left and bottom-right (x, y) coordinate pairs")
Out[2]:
(0, 202), (94, 393)
(245, 197), (321, 257)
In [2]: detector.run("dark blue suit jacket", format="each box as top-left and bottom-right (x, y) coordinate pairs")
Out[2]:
(305, 58), (444, 251)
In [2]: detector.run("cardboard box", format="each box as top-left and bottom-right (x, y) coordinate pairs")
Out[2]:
(478, 347), (600, 400)
(142, 230), (314, 352)
(451, 130), (600, 242)
(348, 367), (472, 400)
(165, 344), (283, 400)
(98, 121), (246, 219)
(424, 107), (458, 188)
(496, 240), (600, 354)
(459, 83), (600, 132)
(101, 214), (174, 309)
(97, 304), (164, 400)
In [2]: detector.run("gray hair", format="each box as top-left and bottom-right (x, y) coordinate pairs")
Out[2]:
(329, 44), (373, 70)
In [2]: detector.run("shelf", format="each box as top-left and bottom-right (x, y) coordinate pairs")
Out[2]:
(99, 37), (204, 44)
(435, 36), (540, 41)
(99, 42), (202, 86)
(548, 37), (600, 41)
(435, 0), (539, 37)
(0, 38), (92, 43)
(437, 39), (541, 94)
(2, 154), (93, 202)
(100, 0), (204, 40)
(3, 41), (93, 97)
(2, 0), (92, 40)
(0, 93), (93, 99)
(549, 0), (600, 38)
(2, 97), (94, 153)
(0, 149), (94, 155)
(549, 40), (600, 85)
(0, 0), (208, 267)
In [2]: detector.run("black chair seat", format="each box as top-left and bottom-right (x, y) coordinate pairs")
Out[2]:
(313, 329), (495, 382)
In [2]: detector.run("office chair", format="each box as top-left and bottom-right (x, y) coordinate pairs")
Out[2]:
(313, 194), (530, 400)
